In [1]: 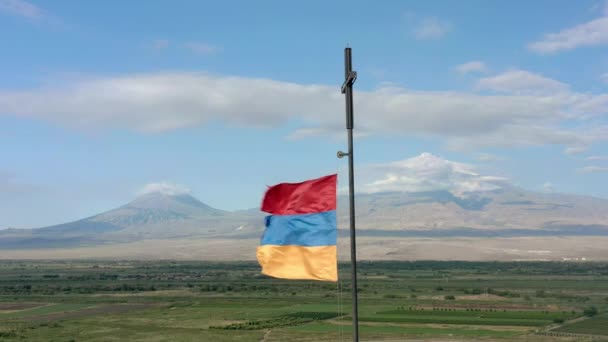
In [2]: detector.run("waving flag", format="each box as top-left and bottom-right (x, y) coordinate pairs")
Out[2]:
(256, 174), (338, 282)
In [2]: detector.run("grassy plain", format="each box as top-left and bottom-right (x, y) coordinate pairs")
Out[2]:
(0, 260), (607, 341)
(555, 313), (608, 336)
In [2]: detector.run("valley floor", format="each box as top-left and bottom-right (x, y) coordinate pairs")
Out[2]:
(1, 260), (607, 341)
(2, 236), (608, 261)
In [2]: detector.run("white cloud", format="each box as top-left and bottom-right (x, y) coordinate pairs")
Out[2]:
(528, 15), (608, 53)
(0, 71), (606, 151)
(184, 42), (222, 55)
(602, 72), (608, 83)
(357, 153), (507, 197)
(543, 182), (554, 192)
(587, 155), (608, 160)
(455, 61), (488, 74)
(476, 70), (569, 95)
(413, 17), (451, 40)
(565, 146), (587, 155)
(0, 0), (43, 19)
(578, 166), (608, 173)
(137, 182), (191, 196)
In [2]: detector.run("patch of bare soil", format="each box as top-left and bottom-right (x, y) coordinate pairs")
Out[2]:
(0, 302), (46, 311)
(330, 320), (531, 332)
(416, 303), (560, 311)
(423, 294), (508, 301)
(91, 290), (188, 297)
(456, 294), (508, 301)
(5, 236), (608, 261)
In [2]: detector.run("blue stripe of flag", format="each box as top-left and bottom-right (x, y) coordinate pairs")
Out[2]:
(261, 210), (337, 247)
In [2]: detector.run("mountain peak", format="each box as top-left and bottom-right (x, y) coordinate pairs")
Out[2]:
(128, 191), (222, 214)
(137, 182), (191, 197)
(130, 182), (230, 216)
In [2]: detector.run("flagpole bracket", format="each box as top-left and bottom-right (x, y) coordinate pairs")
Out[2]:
(341, 71), (358, 94)
(337, 151), (349, 159)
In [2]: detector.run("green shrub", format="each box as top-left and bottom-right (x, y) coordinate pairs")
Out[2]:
(583, 306), (598, 317)
(383, 294), (400, 299)
(0, 332), (18, 338)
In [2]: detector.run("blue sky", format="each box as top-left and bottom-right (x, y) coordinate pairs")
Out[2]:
(1, 0), (608, 228)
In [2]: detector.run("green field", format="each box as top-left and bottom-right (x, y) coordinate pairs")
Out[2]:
(555, 314), (608, 336)
(0, 260), (607, 341)
(0, 303), (93, 319)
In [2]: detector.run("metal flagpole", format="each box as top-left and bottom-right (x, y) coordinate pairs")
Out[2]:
(338, 46), (359, 342)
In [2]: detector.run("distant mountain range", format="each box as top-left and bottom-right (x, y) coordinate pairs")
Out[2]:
(0, 192), (260, 249)
(344, 185), (608, 232)
(2, 186), (608, 250)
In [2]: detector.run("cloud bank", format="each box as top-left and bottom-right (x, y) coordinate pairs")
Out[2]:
(529, 11), (608, 53)
(357, 153), (507, 197)
(0, 71), (606, 151)
(476, 70), (569, 95)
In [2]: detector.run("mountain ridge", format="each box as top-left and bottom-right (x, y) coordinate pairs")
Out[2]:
(2, 186), (608, 250)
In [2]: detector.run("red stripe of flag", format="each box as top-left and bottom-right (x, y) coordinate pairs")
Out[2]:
(261, 174), (337, 215)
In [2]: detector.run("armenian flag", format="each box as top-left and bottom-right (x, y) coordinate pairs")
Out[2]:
(256, 174), (338, 282)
